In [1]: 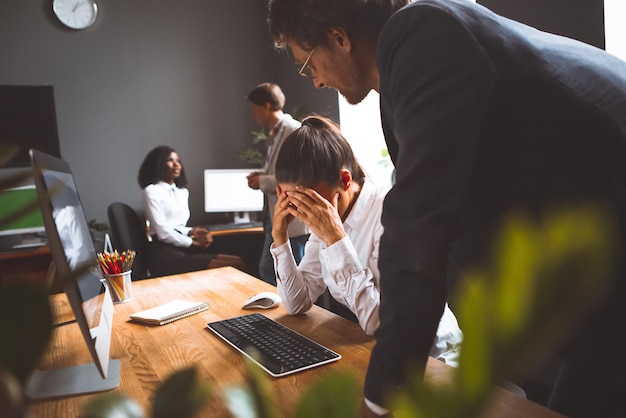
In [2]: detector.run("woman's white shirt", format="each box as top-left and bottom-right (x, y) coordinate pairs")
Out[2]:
(143, 181), (193, 247)
(270, 180), (463, 367)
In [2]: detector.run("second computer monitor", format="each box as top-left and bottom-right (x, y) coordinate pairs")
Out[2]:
(0, 185), (45, 237)
(204, 169), (263, 224)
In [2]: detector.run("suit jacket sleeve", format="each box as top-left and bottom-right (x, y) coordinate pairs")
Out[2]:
(364, 4), (497, 405)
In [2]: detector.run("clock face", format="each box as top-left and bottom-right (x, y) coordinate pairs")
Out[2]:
(53, 0), (98, 30)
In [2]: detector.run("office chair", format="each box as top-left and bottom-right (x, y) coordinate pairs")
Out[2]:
(107, 202), (151, 280)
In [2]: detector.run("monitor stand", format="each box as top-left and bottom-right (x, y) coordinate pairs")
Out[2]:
(24, 360), (120, 401)
(233, 211), (252, 224)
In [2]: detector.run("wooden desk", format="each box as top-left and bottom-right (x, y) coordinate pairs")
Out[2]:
(29, 267), (563, 417)
(209, 226), (263, 237)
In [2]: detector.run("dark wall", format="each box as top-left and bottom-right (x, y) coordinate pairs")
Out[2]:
(0, 0), (338, 226)
(478, 0), (605, 49)
(3, 0), (606, 228)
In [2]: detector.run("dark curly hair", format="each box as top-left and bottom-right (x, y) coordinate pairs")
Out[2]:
(137, 145), (188, 189)
(275, 115), (365, 189)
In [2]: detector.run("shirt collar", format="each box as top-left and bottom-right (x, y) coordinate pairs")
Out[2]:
(269, 118), (284, 138)
(343, 180), (383, 230)
(156, 180), (177, 190)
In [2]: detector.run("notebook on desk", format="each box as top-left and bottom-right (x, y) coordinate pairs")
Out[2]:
(207, 313), (341, 377)
(131, 299), (209, 325)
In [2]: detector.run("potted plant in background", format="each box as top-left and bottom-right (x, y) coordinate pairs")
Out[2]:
(238, 128), (269, 168)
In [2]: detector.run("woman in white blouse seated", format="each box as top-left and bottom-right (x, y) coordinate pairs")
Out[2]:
(138, 146), (244, 277)
(270, 116), (463, 366)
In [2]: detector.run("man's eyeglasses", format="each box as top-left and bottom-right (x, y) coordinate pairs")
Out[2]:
(298, 49), (316, 78)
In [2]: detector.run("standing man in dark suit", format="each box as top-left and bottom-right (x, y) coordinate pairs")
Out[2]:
(246, 83), (309, 285)
(268, 0), (626, 416)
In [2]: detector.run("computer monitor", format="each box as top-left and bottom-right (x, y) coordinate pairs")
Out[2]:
(25, 149), (120, 401)
(0, 185), (46, 236)
(204, 168), (264, 224)
(0, 183), (47, 251)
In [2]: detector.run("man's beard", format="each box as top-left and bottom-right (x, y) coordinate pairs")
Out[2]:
(340, 86), (371, 105)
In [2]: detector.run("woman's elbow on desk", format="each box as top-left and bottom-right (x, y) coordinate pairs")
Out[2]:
(277, 286), (313, 315)
(282, 298), (313, 316)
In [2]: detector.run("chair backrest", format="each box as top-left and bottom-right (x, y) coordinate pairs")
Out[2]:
(107, 202), (150, 280)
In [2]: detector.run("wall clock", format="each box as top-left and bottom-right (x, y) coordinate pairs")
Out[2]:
(53, 0), (98, 30)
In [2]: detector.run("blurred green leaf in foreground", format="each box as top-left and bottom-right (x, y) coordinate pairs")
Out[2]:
(393, 202), (617, 418)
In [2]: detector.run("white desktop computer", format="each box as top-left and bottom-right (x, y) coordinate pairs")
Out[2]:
(204, 168), (264, 224)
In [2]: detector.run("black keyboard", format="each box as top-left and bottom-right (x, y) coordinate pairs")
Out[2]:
(208, 221), (262, 231)
(206, 313), (341, 377)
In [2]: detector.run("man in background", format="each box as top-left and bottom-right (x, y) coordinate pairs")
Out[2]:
(246, 82), (308, 285)
(268, 0), (626, 417)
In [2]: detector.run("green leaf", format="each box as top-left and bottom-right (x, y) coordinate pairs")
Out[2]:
(238, 148), (265, 168)
(455, 272), (493, 406)
(394, 379), (461, 418)
(491, 214), (536, 342)
(223, 386), (257, 418)
(0, 368), (24, 418)
(393, 203), (616, 418)
(250, 129), (269, 146)
(0, 284), (53, 385)
(152, 367), (212, 418)
(81, 392), (144, 418)
(293, 372), (360, 418)
(240, 352), (282, 418)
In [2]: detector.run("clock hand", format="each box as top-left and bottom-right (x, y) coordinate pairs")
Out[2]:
(71, 1), (84, 13)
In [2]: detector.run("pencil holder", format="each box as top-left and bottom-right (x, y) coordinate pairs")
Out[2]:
(97, 246), (136, 303)
(105, 270), (133, 303)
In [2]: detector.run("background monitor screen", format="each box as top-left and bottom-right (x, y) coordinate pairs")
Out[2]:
(26, 149), (119, 400)
(204, 169), (264, 222)
(0, 85), (61, 166)
(0, 185), (45, 236)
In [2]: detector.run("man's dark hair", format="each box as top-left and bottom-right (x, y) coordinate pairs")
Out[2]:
(137, 145), (188, 189)
(246, 82), (286, 111)
(276, 115), (365, 188)
(268, 0), (410, 50)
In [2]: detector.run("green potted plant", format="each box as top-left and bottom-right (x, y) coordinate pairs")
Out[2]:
(238, 128), (269, 168)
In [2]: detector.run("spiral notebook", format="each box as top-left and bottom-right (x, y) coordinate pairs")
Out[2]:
(130, 299), (209, 325)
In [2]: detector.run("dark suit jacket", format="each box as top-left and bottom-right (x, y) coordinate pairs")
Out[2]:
(365, 0), (626, 406)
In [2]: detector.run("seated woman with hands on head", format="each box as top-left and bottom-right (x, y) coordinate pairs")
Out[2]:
(138, 146), (244, 277)
(270, 116), (463, 366)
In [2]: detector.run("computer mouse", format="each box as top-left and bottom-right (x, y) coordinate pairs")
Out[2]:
(242, 291), (282, 310)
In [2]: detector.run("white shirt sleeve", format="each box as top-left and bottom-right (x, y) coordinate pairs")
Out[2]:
(272, 237), (327, 315)
(143, 183), (193, 247)
(271, 233), (381, 336)
(364, 398), (391, 416)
